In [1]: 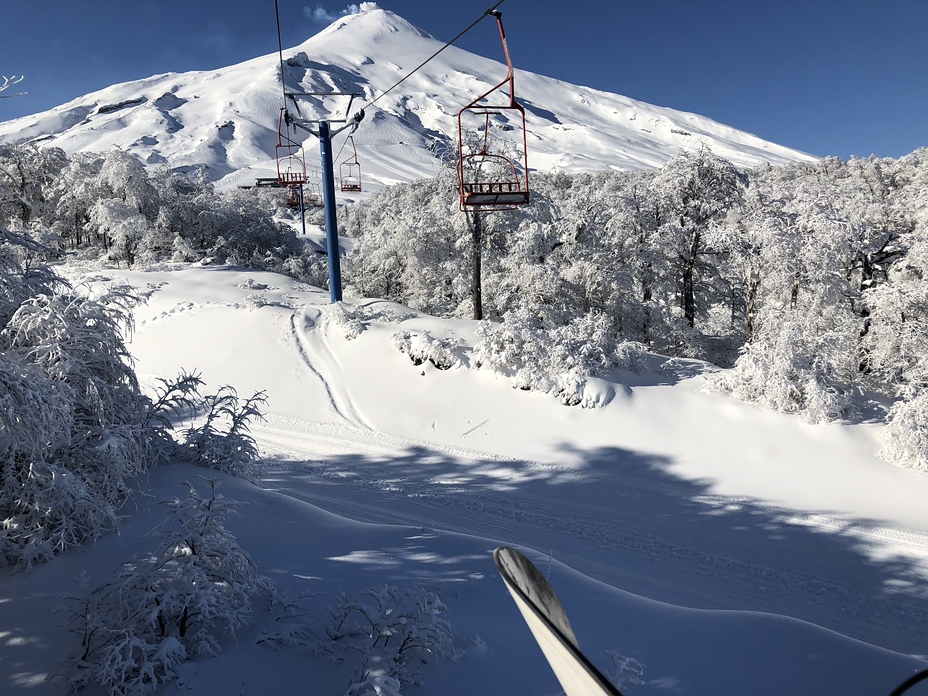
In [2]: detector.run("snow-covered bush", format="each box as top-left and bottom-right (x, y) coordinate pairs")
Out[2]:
(2, 286), (156, 501)
(68, 481), (276, 695)
(391, 330), (462, 370)
(0, 457), (118, 571)
(0, 226), (268, 569)
(711, 305), (856, 423)
(141, 371), (205, 459)
(326, 585), (460, 694)
(474, 308), (646, 406)
(0, 353), (72, 460)
(3, 286), (143, 430)
(183, 386), (267, 483)
(327, 302), (366, 340)
(0, 265), (162, 569)
(260, 584), (460, 696)
(326, 302), (417, 341)
(880, 388), (928, 471)
(244, 292), (268, 309)
(0, 229), (67, 326)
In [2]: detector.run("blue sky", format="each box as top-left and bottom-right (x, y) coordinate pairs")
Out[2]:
(2, 0), (927, 160)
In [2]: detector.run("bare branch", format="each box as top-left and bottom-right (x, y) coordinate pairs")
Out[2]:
(0, 75), (26, 99)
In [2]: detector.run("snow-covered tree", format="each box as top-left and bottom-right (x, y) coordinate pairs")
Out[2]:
(863, 186), (928, 469)
(713, 300), (857, 423)
(50, 151), (105, 250)
(261, 584), (459, 696)
(89, 198), (151, 268)
(0, 142), (68, 227)
(712, 160), (865, 421)
(649, 149), (746, 329)
(342, 168), (474, 316)
(474, 306), (646, 407)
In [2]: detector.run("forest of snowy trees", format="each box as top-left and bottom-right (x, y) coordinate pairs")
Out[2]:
(4, 141), (928, 488)
(0, 143), (329, 284)
(340, 149), (928, 469)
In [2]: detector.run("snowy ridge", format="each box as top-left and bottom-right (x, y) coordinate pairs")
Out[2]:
(0, 7), (814, 197)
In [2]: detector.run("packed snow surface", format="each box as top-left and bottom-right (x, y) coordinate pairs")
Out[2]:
(2, 263), (926, 695)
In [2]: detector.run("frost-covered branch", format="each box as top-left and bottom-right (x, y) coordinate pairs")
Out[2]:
(0, 75), (25, 98)
(183, 386), (267, 482)
(260, 584), (461, 696)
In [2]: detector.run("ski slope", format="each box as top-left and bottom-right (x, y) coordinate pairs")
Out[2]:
(2, 263), (923, 695)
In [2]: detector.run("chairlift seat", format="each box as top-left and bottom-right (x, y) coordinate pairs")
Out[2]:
(339, 137), (363, 193)
(278, 168), (307, 185)
(462, 182), (530, 208)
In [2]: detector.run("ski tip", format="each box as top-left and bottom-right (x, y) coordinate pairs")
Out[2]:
(493, 546), (579, 648)
(493, 547), (626, 696)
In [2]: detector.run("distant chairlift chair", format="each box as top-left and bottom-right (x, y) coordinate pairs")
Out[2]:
(339, 135), (363, 193)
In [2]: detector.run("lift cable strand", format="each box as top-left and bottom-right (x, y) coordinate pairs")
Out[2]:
(274, 0), (288, 106)
(334, 130), (353, 164)
(360, 0), (507, 111)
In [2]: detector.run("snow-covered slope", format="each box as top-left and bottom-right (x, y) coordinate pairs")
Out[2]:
(3, 263), (924, 696)
(0, 8), (814, 197)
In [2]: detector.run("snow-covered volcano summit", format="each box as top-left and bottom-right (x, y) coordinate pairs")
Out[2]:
(0, 6), (815, 195)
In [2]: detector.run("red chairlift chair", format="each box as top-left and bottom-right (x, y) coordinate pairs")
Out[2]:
(285, 184), (303, 209)
(276, 108), (308, 186)
(305, 180), (324, 208)
(339, 135), (363, 193)
(456, 11), (529, 212)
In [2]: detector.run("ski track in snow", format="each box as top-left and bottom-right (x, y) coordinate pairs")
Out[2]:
(288, 307), (374, 430)
(254, 412), (928, 657)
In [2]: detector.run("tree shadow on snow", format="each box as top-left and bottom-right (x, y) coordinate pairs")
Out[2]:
(259, 441), (928, 658)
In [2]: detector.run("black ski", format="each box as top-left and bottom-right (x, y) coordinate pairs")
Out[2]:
(494, 546), (624, 696)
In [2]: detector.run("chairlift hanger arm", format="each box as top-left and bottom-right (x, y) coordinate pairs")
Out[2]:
(462, 11), (518, 111)
(282, 90), (365, 137)
(287, 108), (365, 138)
(455, 6), (529, 212)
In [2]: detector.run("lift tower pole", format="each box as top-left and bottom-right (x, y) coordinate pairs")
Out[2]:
(318, 120), (342, 302)
(284, 103), (363, 303)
